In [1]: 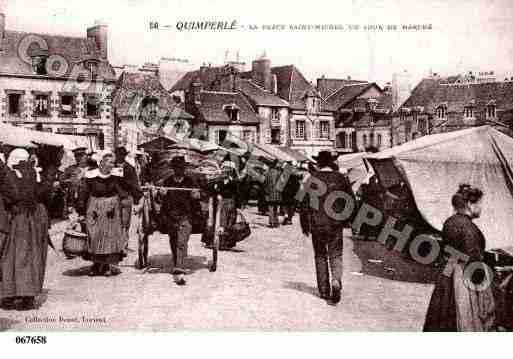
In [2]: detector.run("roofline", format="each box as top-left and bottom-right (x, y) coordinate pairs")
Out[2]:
(327, 83), (382, 109)
(239, 79), (290, 106)
(4, 29), (92, 41)
(325, 82), (372, 101)
(0, 72), (116, 83)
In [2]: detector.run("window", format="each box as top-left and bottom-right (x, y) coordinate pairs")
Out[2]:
(363, 134), (368, 147)
(224, 104), (239, 122)
(271, 129), (281, 144)
(337, 132), (346, 148)
(242, 130), (254, 143)
(436, 105), (446, 119)
(85, 95), (100, 117)
(32, 55), (48, 75)
(377, 134), (382, 147)
(34, 94), (50, 116)
(296, 120), (306, 139)
(464, 106), (474, 119)
(60, 94), (76, 116)
(347, 133), (353, 149)
(217, 130), (228, 145)
(487, 104), (496, 118)
(369, 132), (375, 146)
(84, 59), (100, 77)
(271, 108), (279, 121)
(8, 93), (22, 115)
(319, 120), (330, 139)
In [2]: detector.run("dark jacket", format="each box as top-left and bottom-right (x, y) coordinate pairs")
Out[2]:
(423, 213), (489, 331)
(302, 168), (355, 232)
(160, 175), (197, 220)
(119, 161), (143, 202)
(264, 167), (283, 204)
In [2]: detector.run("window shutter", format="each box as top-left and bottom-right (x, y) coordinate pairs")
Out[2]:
(20, 95), (26, 118)
(330, 120), (335, 140)
(314, 120), (320, 139)
(290, 119), (296, 139)
(57, 96), (62, 115)
(305, 120), (311, 141)
(73, 95), (79, 116)
(264, 125), (271, 144)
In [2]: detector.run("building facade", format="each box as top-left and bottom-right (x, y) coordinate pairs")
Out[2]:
(172, 55), (337, 157)
(392, 74), (513, 145)
(0, 5), (117, 149)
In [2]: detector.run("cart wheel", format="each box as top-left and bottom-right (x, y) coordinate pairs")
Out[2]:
(210, 195), (222, 272)
(137, 233), (149, 270)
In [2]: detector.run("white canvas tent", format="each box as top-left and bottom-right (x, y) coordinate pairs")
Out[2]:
(365, 126), (513, 250)
(0, 123), (94, 170)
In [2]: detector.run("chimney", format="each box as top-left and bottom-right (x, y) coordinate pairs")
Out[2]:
(251, 53), (272, 91)
(190, 80), (202, 105)
(87, 20), (108, 60)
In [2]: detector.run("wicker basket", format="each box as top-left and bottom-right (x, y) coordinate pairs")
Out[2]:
(62, 230), (88, 256)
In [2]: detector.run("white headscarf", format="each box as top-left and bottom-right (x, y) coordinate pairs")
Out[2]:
(7, 148), (30, 178)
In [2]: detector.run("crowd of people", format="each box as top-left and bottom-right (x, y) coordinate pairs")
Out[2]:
(0, 142), (506, 331)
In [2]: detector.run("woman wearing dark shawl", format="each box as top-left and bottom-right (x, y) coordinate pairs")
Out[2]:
(77, 151), (128, 277)
(423, 184), (496, 331)
(1, 148), (51, 311)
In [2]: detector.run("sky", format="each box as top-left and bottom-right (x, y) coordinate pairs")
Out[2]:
(3, 0), (513, 87)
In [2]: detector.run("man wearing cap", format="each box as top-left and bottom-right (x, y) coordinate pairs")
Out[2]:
(114, 147), (143, 249)
(299, 151), (354, 304)
(160, 156), (201, 286)
(62, 147), (89, 213)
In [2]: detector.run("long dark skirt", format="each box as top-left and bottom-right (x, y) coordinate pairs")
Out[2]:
(1, 204), (49, 298)
(423, 273), (458, 331)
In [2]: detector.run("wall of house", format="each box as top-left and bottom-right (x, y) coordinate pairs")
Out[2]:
(208, 124), (258, 146)
(0, 76), (115, 149)
(355, 127), (391, 151)
(289, 111), (335, 157)
(334, 127), (355, 153)
(259, 106), (289, 145)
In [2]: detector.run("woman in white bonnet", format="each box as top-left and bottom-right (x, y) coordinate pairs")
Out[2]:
(76, 150), (129, 276)
(1, 148), (52, 311)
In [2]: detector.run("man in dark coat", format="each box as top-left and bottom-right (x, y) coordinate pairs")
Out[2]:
(264, 159), (283, 228)
(115, 147), (143, 251)
(62, 147), (89, 212)
(300, 151), (355, 304)
(281, 162), (301, 225)
(161, 156), (201, 286)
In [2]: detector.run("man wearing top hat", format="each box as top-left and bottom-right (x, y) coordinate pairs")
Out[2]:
(299, 151), (354, 304)
(160, 156), (201, 286)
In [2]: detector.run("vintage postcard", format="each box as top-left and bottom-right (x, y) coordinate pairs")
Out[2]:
(0, 0), (512, 348)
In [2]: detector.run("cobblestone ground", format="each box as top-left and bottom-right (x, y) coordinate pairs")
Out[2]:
(1, 207), (436, 331)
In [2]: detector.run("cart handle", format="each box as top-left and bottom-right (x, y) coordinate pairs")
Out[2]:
(142, 185), (202, 192)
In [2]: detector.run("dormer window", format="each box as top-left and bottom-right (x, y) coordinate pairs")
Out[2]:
(83, 58), (101, 77)
(464, 105), (474, 119)
(436, 104), (447, 119)
(367, 98), (378, 112)
(223, 104), (240, 122)
(486, 101), (496, 118)
(31, 49), (49, 75)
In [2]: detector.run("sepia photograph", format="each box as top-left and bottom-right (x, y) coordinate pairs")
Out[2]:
(0, 0), (512, 347)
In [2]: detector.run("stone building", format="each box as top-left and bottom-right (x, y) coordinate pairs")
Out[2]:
(319, 79), (392, 153)
(392, 74), (513, 145)
(0, 4), (117, 149)
(172, 54), (336, 157)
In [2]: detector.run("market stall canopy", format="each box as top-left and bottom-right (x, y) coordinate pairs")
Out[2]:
(277, 146), (312, 162)
(338, 152), (371, 193)
(365, 126), (513, 250)
(0, 123), (91, 150)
